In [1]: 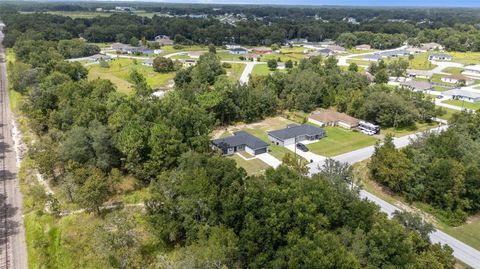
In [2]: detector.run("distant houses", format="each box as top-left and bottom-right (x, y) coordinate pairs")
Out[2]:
(307, 48), (335, 57)
(428, 53), (452, 61)
(324, 45), (347, 54)
(420, 42), (444, 51)
(309, 110), (360, 130)
(363, 50), (410, 61)
(111, 43), (153, 55)
(267, 124), (326, 146)
(211, 131), (269, 156)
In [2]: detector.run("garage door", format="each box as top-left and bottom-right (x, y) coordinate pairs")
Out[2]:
(254, 147), (268, 155)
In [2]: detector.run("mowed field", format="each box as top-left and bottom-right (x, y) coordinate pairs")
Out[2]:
(87, 58), (175, 94)
(307, 126), (378, 157)
(443, 99), (480, 111)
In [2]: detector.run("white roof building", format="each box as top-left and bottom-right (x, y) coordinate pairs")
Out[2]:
(442, 88), (480, 103)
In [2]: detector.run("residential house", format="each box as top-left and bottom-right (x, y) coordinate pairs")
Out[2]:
(428, 53), (452, 61)
(89, 54), (111, 62)
(421, 42), (444, 51)
(153, 49), (164, 55)
(355, 44), (371, 50)
(406, 47), (423, 54)
(309, 111), (360, 129)
(188, 51), (205, 59)
(307, 48), (335, 57)
(442, 88), (480, 103)
(111, 43), (132, 52)
(229, 47), (249, 55)
(252, 47), (273, 54)
(211, 131), (269, 156)
(155, 35), (174, 46)
(407, 69), (432, 79)
(400, 80), (434, 92)
(441, 75), (474, 85)
(287, 38), (308, 45)
(463, 65), (480, 76)
(325, 45), (347, 54)
(267, 124), (326, 146)
(226, 44), (241, 49)
(181, 59), (197, 67)
(142, 59), (153, 67)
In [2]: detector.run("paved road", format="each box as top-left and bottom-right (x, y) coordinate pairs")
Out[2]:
(337, 45), (408, 66)
(308, 125), (480, 268)
(0, 29), (28, 269)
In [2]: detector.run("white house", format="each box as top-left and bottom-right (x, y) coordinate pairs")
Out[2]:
(442, 88), (480, 103)
(428, 53), (452, 61)
(441, 75), (474, 85)
(463, 65), (480, 76)
(229, 47), (249, 55)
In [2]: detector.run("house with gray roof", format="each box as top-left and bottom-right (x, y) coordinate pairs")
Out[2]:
(267, 124), (325, 146)
(442, 88), (480, 103)
(211, 131), (269, 156)
(428, 53), (452, 61)
(400, 80), (434, 92)
(89, 54), (111, 62)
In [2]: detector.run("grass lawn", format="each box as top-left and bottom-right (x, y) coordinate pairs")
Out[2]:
(5, 48), (15, 64)
(381, 122), (438, 137)
(346, 48), (377, 54)
(217, 51), (247, 61)
(434, 86), (449, 92)
(408, 53), (436, 70)
(87, 58), (175, 94)
(225, 63), (246, 82)
(228, 154), (270, 175)
(443, 99), (480, 111)
(442, 66), (464, 75)
(449, 51), (480, 65)
(280, 47), (305, 54)
(438, 107), (459, 121)
(347, 59), (372, 66)
(160, 45), (208, 55)
(307, 127), (378, 157)
(353, 160), (480, 251)
(251, 64), (272, 76)
(260, 52), (305, 63)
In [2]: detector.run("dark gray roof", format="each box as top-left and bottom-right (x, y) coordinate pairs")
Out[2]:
(268, 124), (325, 141)
(230, 47), (248, 52)
(429, 53), (452, 58)
(212, 131), (268, 150)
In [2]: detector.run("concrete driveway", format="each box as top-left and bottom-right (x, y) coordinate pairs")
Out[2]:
(256, 153), (282, 168)
(285, 144), (325, 163)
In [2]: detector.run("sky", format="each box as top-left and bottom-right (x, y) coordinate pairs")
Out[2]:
(122, 0), (480, 7)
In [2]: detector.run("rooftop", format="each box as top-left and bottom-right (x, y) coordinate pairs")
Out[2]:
(212, 131), (269, 150)
(400, 80), (433, 91)
(465, 65), (480, 72)
(268, 124), (325, 141)
(310, 110), (360, 126)
(442, 88), (480, 99)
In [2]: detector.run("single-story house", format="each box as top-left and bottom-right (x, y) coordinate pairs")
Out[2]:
(211, 131), (269, 156)
(155, 35), (174, 46)
(142, 59), (153, 66)
(267, 124), (326, 146)
(407, 69), (433, 79)
(252, 47), (273, 54)
(309, 111), (360, 129)
(421, 42), (444, 51)
(307, 48), (335, 57)
(463, 65), (480, 76)
(441, 75), (474, 85)
(153, 49), (164, 55)
(442, 88), (480, 103)
(112, 43), (133, 52)
(287, 38), (308, 45)
(428, 53), (452, 61)
(181, 59), (197, 67)
(325, 45), (347, 54)
(89, 54), (111, 62)
(355, 44), (371, 50)
(229, 47), (249, 55)
(226, 44), (241, 49)
(188, 51), (205, 59)
(400, 80), (434, 92)
(406, 47), (423, 54)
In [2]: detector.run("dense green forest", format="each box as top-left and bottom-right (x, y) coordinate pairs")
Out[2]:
(370, 112), (480, 225)
(2, 5), (480, 51)
(0, 9), (462, 267)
